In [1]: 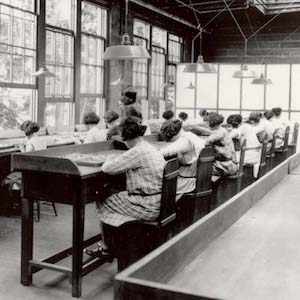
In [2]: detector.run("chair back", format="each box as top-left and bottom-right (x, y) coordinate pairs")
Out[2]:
(258, 134), (268, 177)
(282, 126), (290, 152)
(269, 129), (277, 158)
(228, 139), (246, 180)
(158, 158), (180, 226)
(194, 147), (215, 198)
(293, 122), (299, 154)
(237, 139), (247, 177)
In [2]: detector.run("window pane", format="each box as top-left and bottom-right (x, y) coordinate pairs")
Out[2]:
(0, 87), (33, 129)
(152, 26), (167, 49)
(0, 0), (34, 12)
(149, 99), (160, 119)
(80, 34), (105, 95)
(0, 52), (11, 82)
(46, 0), (73, 30)
(290, 112), (300, 122)
(133, 19), (150, 41)
(168, 34), (182, 63)
(291, 64), (300, 110)
(242, 65), (264, 110)
(45, 29), (74, 99)
(266, 64), (290, 110)
(176, 64), (196, 108)
(0, 3), (36, 85)
(80, 97), (105, 123)
(196, 70), (218, 109)
(12, 54), (23, 83)
(150, 47), (165, 98)
(219, 64), (241, 109)
(45, 102), (72, 127)
(81, 2), (107, 38)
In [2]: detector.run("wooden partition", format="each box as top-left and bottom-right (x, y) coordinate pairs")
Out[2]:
(115, 152), (300, 300)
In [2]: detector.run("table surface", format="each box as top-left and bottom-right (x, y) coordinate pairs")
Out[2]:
(169, 174), (300, 300)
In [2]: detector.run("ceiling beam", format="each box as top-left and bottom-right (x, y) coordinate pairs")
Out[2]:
(129, 0), (198, 29)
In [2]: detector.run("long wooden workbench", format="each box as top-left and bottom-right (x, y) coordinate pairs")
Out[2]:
(114, 152), (300, 300)
(11, 134), (168, 298)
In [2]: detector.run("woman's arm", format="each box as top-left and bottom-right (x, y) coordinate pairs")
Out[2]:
(102, 147), (142, 175)
(160, 137), (191, 157)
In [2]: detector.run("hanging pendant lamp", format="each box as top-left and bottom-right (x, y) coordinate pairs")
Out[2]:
(233, 65), (258, 79)
(184, 55), (217, 74)
(103, 0), (150, 60)
(32, 64), (55, 77)
(104, 34), (151, 60)
(251, 73), (272, 85)
(185, 81), (196, 89)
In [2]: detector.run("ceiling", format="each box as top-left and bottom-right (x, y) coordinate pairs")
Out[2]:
(139, 0), (300, 28)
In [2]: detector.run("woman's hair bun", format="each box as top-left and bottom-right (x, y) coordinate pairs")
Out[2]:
(160, 119), (182, 142)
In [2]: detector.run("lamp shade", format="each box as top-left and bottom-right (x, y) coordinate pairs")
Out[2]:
(32, 66), (55, 77)
(185, 81), (195, 89)
(183, 55), (217, 74)
(233, 65), (258, 79)
(251, 73), (272, 85)
(103, 44), (151, 60)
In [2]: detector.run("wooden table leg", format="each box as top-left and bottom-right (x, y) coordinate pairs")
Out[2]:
(72, 200), (85, 298)
(21, 197), (33, 286)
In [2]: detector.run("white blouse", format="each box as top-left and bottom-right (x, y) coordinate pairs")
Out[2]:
(25, 136), (47, 152)
(84, 126), (107, 144)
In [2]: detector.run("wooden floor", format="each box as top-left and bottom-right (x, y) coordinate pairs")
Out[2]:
(169, 174), (300, 300)
(0, 204), (117, 300)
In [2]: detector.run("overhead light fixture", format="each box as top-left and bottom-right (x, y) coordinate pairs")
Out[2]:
(184, 55), (217, 74)
(233, 65), (258, 79)
(32, 64), (55, 77)
(251, 73), (272, 85)
(185, 81), (195, 89)
(103, 0), (150, 60)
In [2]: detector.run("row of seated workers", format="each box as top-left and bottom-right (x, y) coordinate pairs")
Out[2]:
(0, 91), (298, 265)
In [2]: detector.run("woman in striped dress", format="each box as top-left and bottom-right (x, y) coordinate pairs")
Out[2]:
(159, 119), (205, 200)
(85, 116), (166, 257)
(205, 112), (238, 177)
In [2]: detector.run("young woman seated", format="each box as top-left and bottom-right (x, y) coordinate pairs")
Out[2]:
(162, 110), (174, 121)
(227, 114), (261, 178)
(125, 106), (151, 135)
(22, 120), (47, 152)
(205, 112), (238, 177)
(85, 116), (166, 257)
(178, 112), (211, 136)
(104, 110), (121, 140)
(82, 112), (107, 144)
(160, 119), (205, 200)
(271, 107), (287, 148)
(3, 121), (47, 192)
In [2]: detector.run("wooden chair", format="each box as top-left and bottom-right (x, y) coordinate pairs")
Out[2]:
(34, 201), (57, 222)
(102, 157), (180, 270)
(266, 130), (277, 171)
(228, 139), (247, 180)
(258, 134), (268, 178)
(289, 122), (299, 154)
(275, 126), (290, 154)
(176, 147), (215, 231)
(267, 130), (277, 159)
